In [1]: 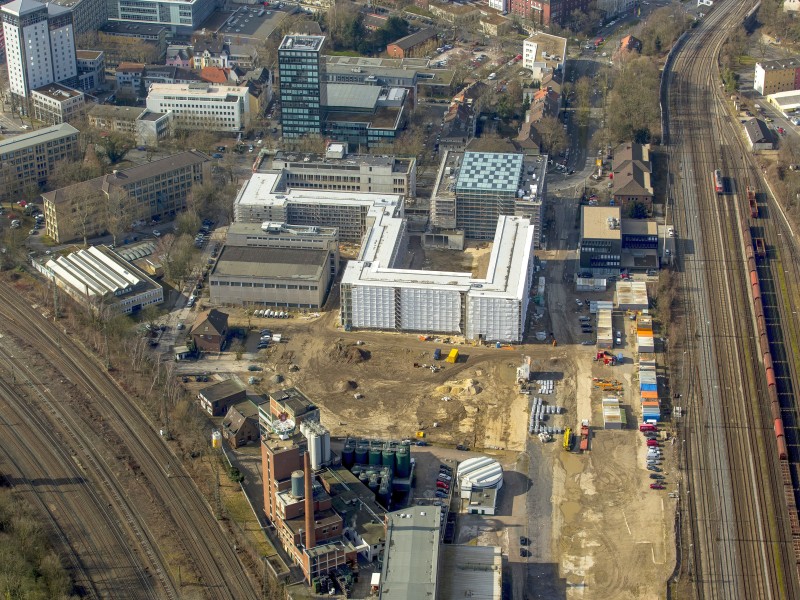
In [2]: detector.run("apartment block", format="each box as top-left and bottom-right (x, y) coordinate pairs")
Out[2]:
(48, 0), (107, 34)
(31, 82), (84, 125)
(75, 49), (105, 91)
(0, 123), (80, 202)
(42, 150), (211, 243)
(2, 0), (78, 101)
(754, 57), (800, 96)
(146, 82), (251, 132)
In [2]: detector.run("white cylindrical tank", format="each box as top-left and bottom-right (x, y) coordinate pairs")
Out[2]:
(211, 430), (221, 448)
(291, 470), (305, 499)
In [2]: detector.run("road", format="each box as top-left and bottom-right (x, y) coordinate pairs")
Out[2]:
(665, 0), (800, 597)
(0, 284), (260, 599)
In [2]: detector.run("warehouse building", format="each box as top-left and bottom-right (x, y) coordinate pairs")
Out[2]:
(37, 245), (163, 314)
(233, 171), (404, 243)
(209, 246), (331, 309)
(341, 213), (536, 342)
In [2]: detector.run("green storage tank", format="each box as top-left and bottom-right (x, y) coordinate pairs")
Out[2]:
(369, 441), (382, 465)
(395, 444), (411, 478)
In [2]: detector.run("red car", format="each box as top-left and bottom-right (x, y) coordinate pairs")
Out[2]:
(646, 439), (659, 447)
(650, 483), (665, 490)
(778, 127), (786, 135)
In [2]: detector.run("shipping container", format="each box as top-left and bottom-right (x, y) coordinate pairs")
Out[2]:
(446, 349), (459, 363)
(433, 348), (442, 360)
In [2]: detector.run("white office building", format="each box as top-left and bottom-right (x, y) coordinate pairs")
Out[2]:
(341, 212), (536, 342)
(146, 82), (250, 132)
(110, 0), (216, 33)
(2, 0), (77, 101)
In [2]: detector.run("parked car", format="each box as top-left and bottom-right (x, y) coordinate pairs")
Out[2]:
(650, 483), (665, 490)
(248, 365), (262, 371)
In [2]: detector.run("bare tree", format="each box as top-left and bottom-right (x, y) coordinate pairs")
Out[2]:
(535, 115), (568, 156)
(104, 188), (136, 246)
(70, 183), (104, 246)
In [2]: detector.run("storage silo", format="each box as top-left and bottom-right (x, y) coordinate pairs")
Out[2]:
(368, 473), (379, 491)
(395, 444), (410, 478)
(382, 443), (396, 468)
(369, 441), (382, 466)
(355, 440), (369, 465)
(359, 471), (369, 483)
(342, 439), (355, 469)
(321, 429), (331, 465)
(291, 471), (305, 499)
(378, 479), (391, 508)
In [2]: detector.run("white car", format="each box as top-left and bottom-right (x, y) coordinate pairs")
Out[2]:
(153, 230), (161, 237)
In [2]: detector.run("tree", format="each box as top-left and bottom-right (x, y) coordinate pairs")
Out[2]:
(175, 210), (201, 237)
(231, 341), (246, 360)
(535, 115), (568, 156)
(49, 159), (101, 190)
(97, 132), (134, 164)
(105, 188), (135, 246)
(70, 183), (104, 246)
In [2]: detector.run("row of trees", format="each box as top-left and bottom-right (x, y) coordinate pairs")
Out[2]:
(0, 488), (77, 599)
(637, 5), (694, 56)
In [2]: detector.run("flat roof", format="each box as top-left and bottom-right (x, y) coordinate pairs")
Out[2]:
(32, 83), (83, 101)
(139, 110), (167, 121)
(326, 55), (430, 69)
(455, 151), (524, 194)
(102, 21), (168, 36)
(767, 89), (800, 108)
(227, 221), (338, 238)
(279, 34), (324, 51)
(438, 545), (502, 600)
(89, 104), (146, 120)
(270, 151), (414, 172)
(582, 206), (622, 240)
(76, 50), (103, 60)
(45, 246), (144, 299)
(213, 246), (326, 279)
(379, 507), (441, 600)
(326, 83), (381, 110)
(758, 57), (800, 71)
(147, 83), (248, 98)
(621, 219), (657, 236)
(0, 123), (78, 154)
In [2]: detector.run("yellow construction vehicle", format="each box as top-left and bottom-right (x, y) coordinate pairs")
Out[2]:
(563, 427), (572, 450)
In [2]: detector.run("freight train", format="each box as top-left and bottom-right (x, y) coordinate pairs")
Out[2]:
(741, 218), (787, 460)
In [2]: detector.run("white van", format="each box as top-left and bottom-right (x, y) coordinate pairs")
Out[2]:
(488, 73), (497, 80)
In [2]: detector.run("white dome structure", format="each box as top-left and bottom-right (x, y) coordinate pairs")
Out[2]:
(457, 456), (503, 498)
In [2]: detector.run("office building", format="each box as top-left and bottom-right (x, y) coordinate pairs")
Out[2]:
(2, 0), (78, 101)
(48, 0), (107, 34)
(31, 82), (84, 124)
(430, 150), (545, 242)
(42, 150), (211, 243)
(75, 49), (105, 91)
(233, 171), (404, 243)
(579, 206), (622, 277)
(324, 83), (407, 149)
(510, 0), (592, 27)
(754, 57), (800, 95)
(109, 0), (216, 33)
(278, 35), (326, 138)
(146, 82), (251, 132)
(522, 32), (567, 73)
(36, 245), (163, 314)
(263, 144), (416, 197)
(97, 22), (167, 68)
(88, 104), (172, 146)
(0, 123), (79, 202)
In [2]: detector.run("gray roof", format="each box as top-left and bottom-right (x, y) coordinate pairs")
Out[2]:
(455, 151), (524, 194)
(325, 83), (381, 110)
(279, 35), (324, 52)
(379, 507), (441, 600)
(213, 246), (327, 279)
(743, 118), (773, 144)
(757, 57), (800, 71)
(1, 0), (46, 16)
(199, 378), (245, 403)
(389, 28), (437, 51)
(437, 545), (502, 600)
(0, 123), (78, 155)
(89, 104), (146, 121)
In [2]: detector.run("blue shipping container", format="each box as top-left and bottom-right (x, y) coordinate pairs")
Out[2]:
(640, 384), (658, 391)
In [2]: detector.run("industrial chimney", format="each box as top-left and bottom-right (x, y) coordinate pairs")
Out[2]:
(303, 452), (316, 550)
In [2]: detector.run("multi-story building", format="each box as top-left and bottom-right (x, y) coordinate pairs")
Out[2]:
(98, 22), (167, 68)
(75, 49), (105, 91)
(109, 0), (216, 34)
(115, 61), (144, 94)
(142, 64), (199, 87)
(42, 150), (211, 243)
(146, 82), (251, 132)
(325, 84), (407, 149)
(511, 0), (592, 27)
(89, 105), (172, 146)
(341, 213), (537, 342)
(134, 109), (172, 146)
(754, 57), (800, 96)
(48, 0), (106, 34)
(233, 171), (405, 243)
(264, 143), (416, 197)
(522, 32), (567, 73)
(611, 142), (653, 212)
(278, 35), (326, 138)
(0, 123), (79, 202)
(385, 28), (436, 59)
(31, 82), (84, 124)
(579, 206), (622, 277)
(2, 0), (77, 102)
(596, 0), (636, 20)
(489, 0), (508, 11)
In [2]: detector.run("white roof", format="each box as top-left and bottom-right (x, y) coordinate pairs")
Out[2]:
(46, 246), (141, 298)
(342, 215), (534, 300)
(457, 456), (503, 489)
(147, 83), (248, 99)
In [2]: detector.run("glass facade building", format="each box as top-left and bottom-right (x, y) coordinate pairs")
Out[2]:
(278, 35), (326, 138)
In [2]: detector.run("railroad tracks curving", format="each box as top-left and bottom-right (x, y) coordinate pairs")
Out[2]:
(665, 0), (800, 597)
(0, 285), (259, 599)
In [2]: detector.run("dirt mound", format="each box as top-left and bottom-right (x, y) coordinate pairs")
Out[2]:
(333, 380), (358, 392)
(332, 341), (370, 363)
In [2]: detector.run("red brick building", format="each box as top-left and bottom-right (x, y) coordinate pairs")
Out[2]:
(386, 28), (437, 59)
(510, 0), (592, 27)
(190, 308), (228, 352)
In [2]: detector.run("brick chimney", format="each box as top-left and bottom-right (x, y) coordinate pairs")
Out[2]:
(304, 452), (316, 550)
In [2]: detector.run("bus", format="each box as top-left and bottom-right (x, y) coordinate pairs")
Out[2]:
(713, 169), (724, 194)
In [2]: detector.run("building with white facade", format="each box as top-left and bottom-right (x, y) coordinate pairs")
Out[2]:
(146, 82), (250, 132)
(233, 171), (404, 243)
(488, 0), (508, 12)
(75, 49), (105, 91)
(109, 0), (216, 33)
(522, 32), (567, 73)
(2, 0), (77, 101)
(340, 213), (536, 342)
(38, 245), (163, 314)
(31, 82), (84, 124)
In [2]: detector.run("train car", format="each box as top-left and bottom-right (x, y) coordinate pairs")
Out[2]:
(747, 186), (758, 218)
(755, 237), (766, 259)
(713, 169), (724, 194)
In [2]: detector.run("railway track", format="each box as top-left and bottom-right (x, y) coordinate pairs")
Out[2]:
(0, 285), (259, 599)
(665, 0), (800, 597)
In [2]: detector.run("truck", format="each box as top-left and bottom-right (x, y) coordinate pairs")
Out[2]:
(445, 349), (459, 363)
(747, 186), (758, 218)
(433, 348), (442, 360)
(579, 421), (590, 452)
